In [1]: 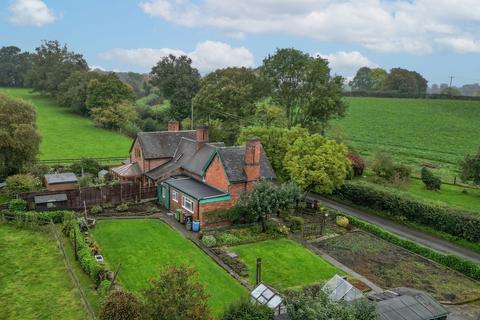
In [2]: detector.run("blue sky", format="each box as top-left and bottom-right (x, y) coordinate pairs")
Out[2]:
(2, 0), (480, 85)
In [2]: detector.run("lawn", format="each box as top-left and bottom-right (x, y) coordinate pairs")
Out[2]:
(231, 238), (343, 291)
(0, 224), (88, 320)
(315, 231), (480, 304)
(1, 88), (131, 160)
(332, 97), (480, 181)
(91, 219), (247, 317)
(407, 178), (480, 212)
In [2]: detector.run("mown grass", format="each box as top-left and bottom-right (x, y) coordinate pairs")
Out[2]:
(333, 97), (480, 181)
(1, 88), (131, 160)
(91, 219), (247, 317)
(231, 238), (343, 291)
(0, 223), (88, 320)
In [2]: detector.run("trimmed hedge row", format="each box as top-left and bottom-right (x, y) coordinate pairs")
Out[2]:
(336, 182), (480, 242)
(64, 217), (106, 284)
(344, 213), (480, 281)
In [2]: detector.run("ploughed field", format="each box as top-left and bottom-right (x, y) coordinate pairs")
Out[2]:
(0, 224), (88, 320)
(1, 88), (131, 160)
(333, 97), (480, 181)
(314, 230), (480, 304)
(91, 219), (247, 317)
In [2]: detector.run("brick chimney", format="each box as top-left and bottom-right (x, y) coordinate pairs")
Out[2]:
(195, 126), (209, 149)
(168, 120), (180, 132)
(244, 138), (261, 182)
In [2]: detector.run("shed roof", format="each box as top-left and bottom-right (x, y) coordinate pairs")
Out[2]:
(44, 173), (78, 184)
(34, 193), (68, 204)
(111, 162), (142, 177)
(136, 131), (195, 159)
(373, 288), (449, 320)
(164, 176), (228, 200)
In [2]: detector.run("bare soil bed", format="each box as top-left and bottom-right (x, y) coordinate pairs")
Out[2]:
(313, 230), (480, 304)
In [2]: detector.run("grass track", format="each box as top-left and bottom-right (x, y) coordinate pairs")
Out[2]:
(231, 238), (343, 291)
(333, 97), (480, 181)
(1, 88), (131, 160)
(0, 224), (88, 320)
(91, 219), (247, 317)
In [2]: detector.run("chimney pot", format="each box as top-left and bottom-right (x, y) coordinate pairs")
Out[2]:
(245, 138), (261, 182)
(195, 126), (209, 149)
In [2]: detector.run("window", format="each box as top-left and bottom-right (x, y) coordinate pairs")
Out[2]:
(172, 190), (178, 202)
(135, 147), (141, 159)
(182, 196), (194, 212)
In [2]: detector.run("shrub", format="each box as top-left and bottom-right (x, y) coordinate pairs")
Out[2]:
(8, 198), (27, 212)
(336, 216), (349, 228)
(78, 175), (93, 188)
(346, 213), (480, 281)
(116, 203), (128, 212)
(347, 152), (365, 177)
(100, 289), (143, 320)
(90, 205), (103, 215)
(286, 216), (304, 232)
(421, 167), (441, 190)
(70, 158), (101, 176)
(5, 174), (41, 197)
(221, 300), (274, 320)
(202, 235), (217, 247)
(393, 164), (411, 182)
(98, 279), (112, 301)
(336, 181), (480, 242)
(371, 151), (395, 179)
(228, 206), (250, 224)
(217, 233), (241, 246)
(204, 208), (230, 224)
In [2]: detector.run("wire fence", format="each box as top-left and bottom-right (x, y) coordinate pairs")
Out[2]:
(49, 222), (96, 320)
(38, 156), (127, 166)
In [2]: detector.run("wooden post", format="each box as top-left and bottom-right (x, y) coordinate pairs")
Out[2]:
(256, 258), (262, 285)
(109, 264), (122, 290)
(73, 228), (78, 261)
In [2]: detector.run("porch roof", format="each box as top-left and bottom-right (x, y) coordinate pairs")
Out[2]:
(111, 162), (142, 177)
(163, 176), (228, 200)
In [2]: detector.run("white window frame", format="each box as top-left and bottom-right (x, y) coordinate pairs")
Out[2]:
(182, 196), (194, 213)
(172, 190), (178, 202)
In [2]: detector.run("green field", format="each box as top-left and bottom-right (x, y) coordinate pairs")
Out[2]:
(92, 219), (247, 317)
(231, 239), (343, 291)
(0, 224), (88, 320)
(333, 97), (480, 181)
(1, 88), (131, 160)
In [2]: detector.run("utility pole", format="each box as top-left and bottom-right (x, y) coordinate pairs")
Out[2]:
(449, 76), (454, 88)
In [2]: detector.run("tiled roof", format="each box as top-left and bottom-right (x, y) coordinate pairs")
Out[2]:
(44, 173), (78, 184)
(136, 130), (195, 159)
(112, 162), (142, 177)
(164, 176), (228, 200)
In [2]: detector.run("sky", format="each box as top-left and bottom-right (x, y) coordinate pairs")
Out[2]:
(1, 0), (480, 85)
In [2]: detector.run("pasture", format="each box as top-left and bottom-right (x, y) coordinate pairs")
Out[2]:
(91, 219), (247, 317)
(334, 97), (480, 181)
(230, 238), (343, 291)
(0, 224), (88, 320)
(1, 88), (131, 160)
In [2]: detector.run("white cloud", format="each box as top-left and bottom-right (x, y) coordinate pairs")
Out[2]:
(317, 51), (377, 76)
(99, 41), (255, 74)
(139, 0), (480, 54)
(9, 0), (56, 27)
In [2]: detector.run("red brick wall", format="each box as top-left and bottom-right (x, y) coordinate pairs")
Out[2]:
(130, 139), (144, 172)
(146, 158), (169, 171)
(204, 155), (229, 192)
(168, 187), (199, 220)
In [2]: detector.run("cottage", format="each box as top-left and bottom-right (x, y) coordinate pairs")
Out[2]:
(112, 120), (275, 228)
(44, 172), (78, 191)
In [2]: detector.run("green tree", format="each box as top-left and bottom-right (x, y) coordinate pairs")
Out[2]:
(262, 49), (346, 131)
(143, 265), (211, 320)
(253, 99), (288, 127)
(86, 73), (137, 129)
(459, 149), (480, 185)
(421, 167), (441, 190)
(284, 134), (350, 194)
(350, 67), (373, 91)
(384, 68), (427, 95)
(286, 290), (376, 320)
(193, 67), (269, 144)
(150, 54), (200, 121)
(25, 40), (88, 96)
(237, 181), (301, 231)
(57, 71), (101, 115)
(238, 126), (309, 181)
(100, 289), (143, 320)
(370, 68), (388, 90)
(5, 174), (41, 197)
(441, 86), (462, 96)
(0, 94), (41, 178)
(221, 300), (273, 320)
(0, 46), (32, 87)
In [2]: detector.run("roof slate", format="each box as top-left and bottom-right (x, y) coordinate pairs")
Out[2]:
(164, 176), (228, 200)
(34, 193), (68, 204)
(137, 130), (195, 159)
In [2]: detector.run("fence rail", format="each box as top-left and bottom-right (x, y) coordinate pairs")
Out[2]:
(38, 156), (128, 166)
(20, 183), (158, 211)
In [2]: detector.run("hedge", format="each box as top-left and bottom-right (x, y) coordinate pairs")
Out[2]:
(344, 213), (480, 281)
(64, 217), (106, 284)
(344, 90), (480, 101)
(336, 181), (480, 242)
(0, 210), (70, 225)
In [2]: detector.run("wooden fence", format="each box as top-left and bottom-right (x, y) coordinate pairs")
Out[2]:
(20, 183), (157, 211)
